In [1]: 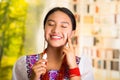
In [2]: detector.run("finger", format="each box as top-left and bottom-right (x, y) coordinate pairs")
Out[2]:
(32, 62), (47, 70)
(68, 37), (73, 49)
(32, 63), (47, 72)
(38, 68), (47, 75)
(36, 67), (46, 72)
(62, 47), (71, 56)
(37, 59), (47, 63)
(39, 70), (46, 75)
(33, 67), (47, 76)
(35, 59), (47, 65)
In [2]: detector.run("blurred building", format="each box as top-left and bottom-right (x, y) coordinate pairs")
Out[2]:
(40, 0), (120, 80)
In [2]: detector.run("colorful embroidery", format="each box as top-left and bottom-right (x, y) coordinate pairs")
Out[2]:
(26, 54), (80, 80)
(26, 54), (39, 78)
(49, 70), (59, 80)
(76, 56), (81, 65)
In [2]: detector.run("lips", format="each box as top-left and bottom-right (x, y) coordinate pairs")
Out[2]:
(50, 35), (62, 40)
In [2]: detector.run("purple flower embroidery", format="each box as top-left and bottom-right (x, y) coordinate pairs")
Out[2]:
(26, 54), (39, 78)
(49, 70), (59, 80)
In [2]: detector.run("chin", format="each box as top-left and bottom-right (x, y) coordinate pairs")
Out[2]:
(52, 45), (64, 48)
(50, 44), (65, 48)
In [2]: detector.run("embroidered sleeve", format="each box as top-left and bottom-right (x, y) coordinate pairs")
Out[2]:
(26, 54), (39, 79)
(12, 56), (28, 80)
(76, 56), (80, 65)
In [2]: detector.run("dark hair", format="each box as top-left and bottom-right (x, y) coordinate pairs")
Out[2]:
(43, 7), (76, 30)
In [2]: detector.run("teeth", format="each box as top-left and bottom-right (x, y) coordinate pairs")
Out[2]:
(51, 36), (61, 39)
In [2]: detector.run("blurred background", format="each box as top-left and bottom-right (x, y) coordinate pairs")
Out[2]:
(0, 0), (120, 80)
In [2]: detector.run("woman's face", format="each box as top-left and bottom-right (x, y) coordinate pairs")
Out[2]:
(44, 11), (73, 47)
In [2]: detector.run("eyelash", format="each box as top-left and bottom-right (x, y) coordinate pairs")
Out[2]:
(48, 23), (67, 28)
(48, 23), (55, 26)
(61, 26), (67, 28)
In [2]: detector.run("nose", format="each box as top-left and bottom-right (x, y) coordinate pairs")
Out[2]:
(52, 25), (59, 33)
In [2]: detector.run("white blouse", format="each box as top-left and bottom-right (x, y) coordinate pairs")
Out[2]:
(12, 54), (94, 80)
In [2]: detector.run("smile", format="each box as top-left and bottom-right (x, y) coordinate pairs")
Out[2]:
(51, 35), (62, 40)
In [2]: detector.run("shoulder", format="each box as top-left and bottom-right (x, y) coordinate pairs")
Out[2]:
(78, 55), (94, 80)
(79, 54), (92, 65)
(12, 55), (27, 80)
(79, 54), (93, 71)
(12, 54), (41, 80)
(14, 54), (39, 69)
(14, 55), (26, 68)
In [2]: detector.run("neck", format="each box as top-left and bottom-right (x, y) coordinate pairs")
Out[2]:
(46, 46), (64, 60)
(47, 47), (62, 57)
(45, 46), (65, 70)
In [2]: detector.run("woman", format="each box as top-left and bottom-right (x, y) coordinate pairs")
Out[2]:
(12, 7), (94, 80)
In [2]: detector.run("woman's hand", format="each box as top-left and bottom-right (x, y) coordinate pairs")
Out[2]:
(62, 37), (78, 69)
(63, 35), (81, 80)
(30, 59), (47, 80)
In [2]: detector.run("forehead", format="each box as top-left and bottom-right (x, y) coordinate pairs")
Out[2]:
(47, 11), (71, 22)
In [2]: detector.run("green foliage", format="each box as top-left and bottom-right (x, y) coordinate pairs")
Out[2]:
(0, 0), (28, 80)
(0, 0), (45, 79)
(0, 0), (28, 57)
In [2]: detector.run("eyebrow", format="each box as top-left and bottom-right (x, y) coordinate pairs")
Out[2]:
(61, 22), (69, 25)
(47, 19), (55, 22)
(47, 19), (69, 25)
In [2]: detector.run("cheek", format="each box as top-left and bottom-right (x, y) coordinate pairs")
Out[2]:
(44, 29), (49, 39)
(64, 30), (72, 39)
(44, 32), (47, 41)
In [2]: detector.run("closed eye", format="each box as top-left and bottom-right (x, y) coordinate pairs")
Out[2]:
(48, 23), (55, 26)
(61, 25), (67, 28)
(47, 19), (55, 26)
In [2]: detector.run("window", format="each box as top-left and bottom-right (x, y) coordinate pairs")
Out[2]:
(113, 49), (120, 59)
(111, 61), (119, 71)
(103, 60), (106, 69)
